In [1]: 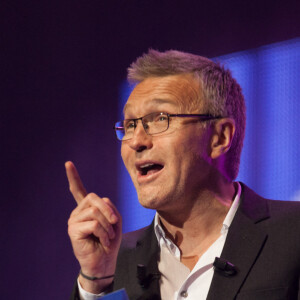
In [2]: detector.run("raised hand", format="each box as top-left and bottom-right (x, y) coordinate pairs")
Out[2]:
(66, 161), (122, 293)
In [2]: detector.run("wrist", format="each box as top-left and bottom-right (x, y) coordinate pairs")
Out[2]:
(78, 273), (114, 294)
(80, 269), (114, 281)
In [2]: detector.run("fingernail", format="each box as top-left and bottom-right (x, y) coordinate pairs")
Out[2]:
(110, 213), (118, 223)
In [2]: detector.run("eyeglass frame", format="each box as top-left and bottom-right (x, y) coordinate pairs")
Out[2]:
(113, 112), (223, 141)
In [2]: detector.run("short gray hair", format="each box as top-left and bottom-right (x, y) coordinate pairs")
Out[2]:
(128, 49), (246, 180)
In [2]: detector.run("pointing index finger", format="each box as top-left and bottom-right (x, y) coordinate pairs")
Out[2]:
(65, 161), (87, 205)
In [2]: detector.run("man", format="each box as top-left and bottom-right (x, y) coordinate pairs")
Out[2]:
(67, 50), (300, 299)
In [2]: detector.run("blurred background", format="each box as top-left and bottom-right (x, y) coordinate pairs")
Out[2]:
(1, 0), (300, 298)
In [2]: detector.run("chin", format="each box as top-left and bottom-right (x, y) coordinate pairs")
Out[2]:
(137, 191), (160, 209)
(137, 191), (172, 211)
(138, 197), (158, 209)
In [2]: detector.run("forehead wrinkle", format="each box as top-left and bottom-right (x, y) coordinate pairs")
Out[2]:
(123, 74), (203, 116)
(123, 98), (178, 116)
(152, 75), (202, 113)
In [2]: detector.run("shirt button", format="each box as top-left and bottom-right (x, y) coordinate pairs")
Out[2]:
(180, 291), (188, 298)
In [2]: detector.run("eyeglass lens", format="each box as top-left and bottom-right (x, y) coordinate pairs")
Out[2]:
(117, 112), (169, 140)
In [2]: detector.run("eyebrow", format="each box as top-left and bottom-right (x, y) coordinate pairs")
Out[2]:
(123, 98), (178, 115)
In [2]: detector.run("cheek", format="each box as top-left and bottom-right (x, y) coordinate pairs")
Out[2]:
(121, 145), (136, 178)
(121, 145), (129, 167)
(178, 135), (210, 167)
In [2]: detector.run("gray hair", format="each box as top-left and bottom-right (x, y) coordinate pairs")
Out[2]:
(128, 49), (246, 180)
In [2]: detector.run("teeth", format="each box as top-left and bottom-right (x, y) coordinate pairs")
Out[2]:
(140, 163), (154, 169)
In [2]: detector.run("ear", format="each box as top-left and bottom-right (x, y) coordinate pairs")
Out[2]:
(210, 118), (236, 159)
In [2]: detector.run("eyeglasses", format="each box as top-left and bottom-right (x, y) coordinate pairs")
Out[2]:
(113, 112), (222, 141)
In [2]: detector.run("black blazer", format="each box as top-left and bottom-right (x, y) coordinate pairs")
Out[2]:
(70, 183), (300, 299)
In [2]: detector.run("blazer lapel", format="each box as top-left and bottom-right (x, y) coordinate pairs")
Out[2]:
(134, 223), (161, 300)
(207, 184), (270, 300)
(114, 223), (160, 299)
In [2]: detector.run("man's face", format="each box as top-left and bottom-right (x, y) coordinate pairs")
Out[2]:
(121, 74), (213, 214)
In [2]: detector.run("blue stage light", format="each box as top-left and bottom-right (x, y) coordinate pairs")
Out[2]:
(118, 38), (300, 232)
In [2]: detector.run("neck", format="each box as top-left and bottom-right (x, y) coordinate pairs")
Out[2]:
(157, 180), (237, 259)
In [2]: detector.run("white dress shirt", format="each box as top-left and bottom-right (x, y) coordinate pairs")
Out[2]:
(155, 182), (241, 299)
(78, 182), (241, 300)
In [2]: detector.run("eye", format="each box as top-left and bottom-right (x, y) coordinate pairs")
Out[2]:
(155, 113), (168, 122)
(124, 120), (135, 131)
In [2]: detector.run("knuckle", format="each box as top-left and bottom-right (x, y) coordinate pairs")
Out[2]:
(89, 206), (99, 215)
(102, 197), (110, 204)
(67, 224), (76, 237)
(86, 192), (97, 201)
(67, 213), (78, 229)
(68, 212), (76, 223)
(91, 220), (99, 231)
(67, 226), (73, 236)
(70, 208), (77, 217)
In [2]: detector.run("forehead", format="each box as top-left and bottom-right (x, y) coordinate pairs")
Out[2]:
(123, 74), (201, 117)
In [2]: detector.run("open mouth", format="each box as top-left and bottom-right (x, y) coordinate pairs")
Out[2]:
(138, 163), (164, 176)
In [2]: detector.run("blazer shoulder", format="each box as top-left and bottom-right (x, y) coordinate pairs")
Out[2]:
(267, 198), (300, 210)
(121, 224), (153, 249)
(240, 182), (300, 222)
(266, 198), (300, 223)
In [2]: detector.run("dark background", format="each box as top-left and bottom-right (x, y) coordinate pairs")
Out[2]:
(1, 0), (300, 298)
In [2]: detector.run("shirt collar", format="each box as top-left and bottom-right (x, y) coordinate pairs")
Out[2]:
(221, 181), (241, 234)
(154, 182), (242, 244)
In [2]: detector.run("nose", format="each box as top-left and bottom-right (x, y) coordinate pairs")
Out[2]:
(128, 120), (153, 152)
